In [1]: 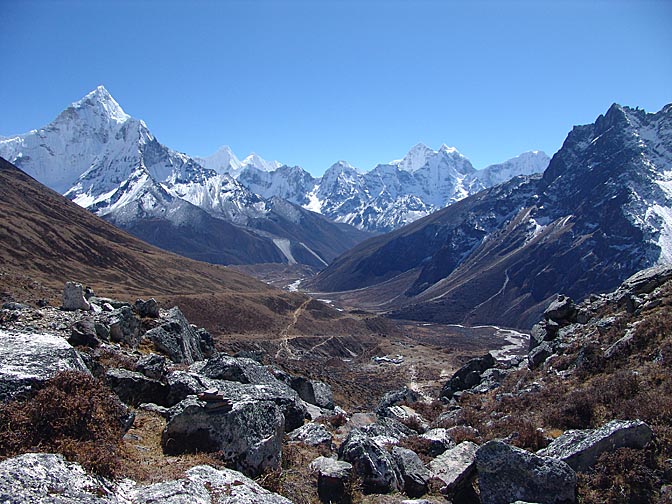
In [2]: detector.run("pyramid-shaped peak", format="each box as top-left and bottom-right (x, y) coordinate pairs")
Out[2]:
(71, 85), (130, 124)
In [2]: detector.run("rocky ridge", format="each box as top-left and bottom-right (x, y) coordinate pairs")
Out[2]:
(1, 266), (670, 502)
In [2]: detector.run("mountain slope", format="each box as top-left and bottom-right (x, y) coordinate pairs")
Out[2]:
(309, 103), (672, 328)
(0, 87), (369, 267)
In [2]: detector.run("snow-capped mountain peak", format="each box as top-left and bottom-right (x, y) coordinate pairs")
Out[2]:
(392, 142), (436, 172)
(197, 146), (242, 174)
(241, 152), (282, 172)
(69, 85), (130, 125)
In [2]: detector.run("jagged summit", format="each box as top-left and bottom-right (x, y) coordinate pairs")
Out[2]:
(68, 85), (130, 124)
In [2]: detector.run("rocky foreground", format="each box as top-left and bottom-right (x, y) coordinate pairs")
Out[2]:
(1, 267), (671, 503)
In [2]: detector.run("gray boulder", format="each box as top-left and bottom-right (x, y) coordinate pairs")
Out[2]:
(0, 453), (117, 503)
(134, 464), (292, 503)
(543, 295), (577, 325)
(429, 441), (478, 495)
(288, 422), (333, 447)
(376, 386), (420, 413)
(135, 353), (168, 381)
(0, 329), (90, 401)
(106, 368), (168, 406)
(537, 419), (654, 472)
(392, 446), (429, 498)
(420, 428), (455, 456)
(62, 282), (91, 311)
(359, 416), (414, 446)
(616, 264), (672, 297)
(476, 440), (576, 504)
(144, 307), (204, 364)
(339, 429), (403, 494)
(162, 395), (285, 476)
(199, 355), (275, 384)
(441, 353), (495, 399)
(310, 456), (353, 504)
(68, 317), (101, 347)
(108, 306), (141, 348)
(165, 367), (307, 432)
(289, 376), (335, 409)
(528, 342), (554, 369)
(134, 298), (159, 318)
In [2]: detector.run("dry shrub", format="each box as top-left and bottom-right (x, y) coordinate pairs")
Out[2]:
(403, 399), (444, 422)
(317, 412), (347, 428)
(498, 417), (549, 451)
(542, 388), (595, 430)
(578, 448), (661, 504)
(0, 371), (127, 477)
(396, 435), (435, 463)
(398, 414), (425, 433)
(447, 425), (482, 445)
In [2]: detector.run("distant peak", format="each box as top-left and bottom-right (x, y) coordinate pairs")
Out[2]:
(71, 86), (130, 124)
(439, 144), (461, 155)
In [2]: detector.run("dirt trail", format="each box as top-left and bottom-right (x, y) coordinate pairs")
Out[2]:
(275, 298), (312, 359)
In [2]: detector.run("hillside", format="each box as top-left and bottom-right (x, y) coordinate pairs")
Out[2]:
(309, 103), (672, 329)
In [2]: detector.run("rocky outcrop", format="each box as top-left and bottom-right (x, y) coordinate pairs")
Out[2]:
(289, 376), (335, 409)
(162, 395), (285, 477)
(0, 453), (292, 503)
(144, 307), (206, 364)
(133, 298), (159, 318)
(106, 368), (168, 407)
(538, 419), (654, 471)
(338, 429), (403, 494)
(476, 440), (576, 504)
(288, 422), (333, 447)
(429, 441), (478, 495)
(0, 329), (90, 401)
(135, 353), (168, 381)
(440, 353), (495, 399)
(392, 446), (429, 498)
(107, 306), (141, 348)
(310, 456), (353, 504)
(62, 282), (91, 311)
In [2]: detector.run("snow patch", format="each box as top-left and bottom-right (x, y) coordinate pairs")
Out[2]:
(273, 238), (296, 264)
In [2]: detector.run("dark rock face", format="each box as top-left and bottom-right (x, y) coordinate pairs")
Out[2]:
(144, 307), (205, 364)
(0, 329), (90, 401)
(441, 353), (495, 399)
(289, 376), (335, 409)
(538, 419), (654, 471)
(134, 298), (159, 318)
(135, 353), (168, 381)
(392, 446), (429, 498)
(106, 368), (168, 407)
(338, 429), (403, 494)
(476, 441), (576, 504)
(310, 456), (353, 504)
(429, 440), (478, 496)
(162, 395), (284, 477)
(108, 306), (141, 348)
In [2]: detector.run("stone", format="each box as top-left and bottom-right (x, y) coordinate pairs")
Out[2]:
(144, 307), (204, 364)
(537, 419), (654, 472)
(162, 395), (285, 477)
(376, 386), (421, 413)
(108, 306), (141, 348)
(289, 376), (335, 409)
(380, 405), (428, 433)
(476, 440), (576, 504)
(359, 416), (414, 447)
(310, 456), (353, 504)
(134, 298), (160, 318)
(106, 368), (168, 406)
(338, 429), (403, 494)
(392, 446), (429, 498)
(420, 428), (455, 456)
(135, 353), (168, 381)
(68, 317), (100, 347)
(0, 453), (116, 503)
(199, 354), (272, 384)
(0, 329), (90, 401)
(617, 264), (672, 296)
(288, 422), (333, 447)
(543, 295), (577, 324)
(62, 282), (91, 311)
(429, 441), (478, 495)
(196, 328), (217, 359)
(528, 342), (553, 369)
(166, 358), (307, 431)
(440, 353), (495, 399)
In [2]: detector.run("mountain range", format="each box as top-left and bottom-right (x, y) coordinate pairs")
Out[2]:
(0, 86), (548, 269)
(0, 87), (368, 267)
(309, 103), (672, 328)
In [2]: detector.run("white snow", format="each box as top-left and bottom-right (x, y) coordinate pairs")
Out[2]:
(273, 238), (296, 264)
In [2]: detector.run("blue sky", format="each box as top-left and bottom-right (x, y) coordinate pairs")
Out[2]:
(1, 0), (670, 176)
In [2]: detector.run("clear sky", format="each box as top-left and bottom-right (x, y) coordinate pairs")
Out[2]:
(1, 0), (670, 176)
